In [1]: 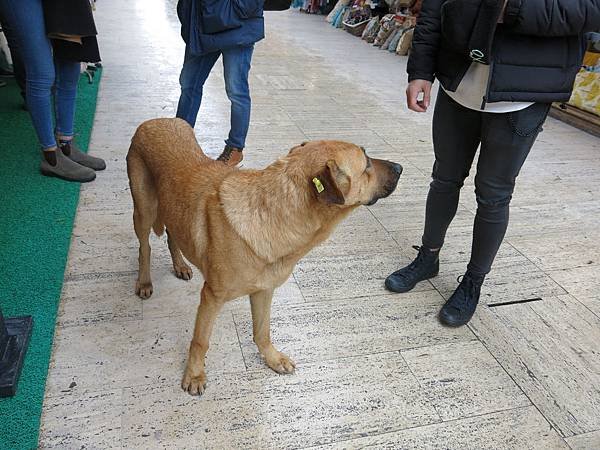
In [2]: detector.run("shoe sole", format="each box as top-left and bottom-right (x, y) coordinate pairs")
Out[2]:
(41, 168), (96, 183)
(384, 271), (439, 293)
(438, 312), (471, 328)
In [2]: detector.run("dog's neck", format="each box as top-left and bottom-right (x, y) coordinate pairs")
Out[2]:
(219, 158), (354, 263)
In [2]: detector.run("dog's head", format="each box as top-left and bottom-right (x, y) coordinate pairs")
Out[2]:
(289, 141), (402, 207)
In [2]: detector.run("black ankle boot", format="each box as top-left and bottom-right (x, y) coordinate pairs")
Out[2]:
(438, 271), (485, 327)
(385, 245), (440, 293)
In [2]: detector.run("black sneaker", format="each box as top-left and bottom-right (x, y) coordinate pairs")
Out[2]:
(438, 271), (485, 327)
(385, 245), (439, 293)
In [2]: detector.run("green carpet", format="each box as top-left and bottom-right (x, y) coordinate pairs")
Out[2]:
(0, 70), (102, 450)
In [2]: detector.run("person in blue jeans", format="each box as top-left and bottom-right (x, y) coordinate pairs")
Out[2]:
(0, 10), (26, 105)
(0, 0), (106, 182)
(176, 0), (265, 166)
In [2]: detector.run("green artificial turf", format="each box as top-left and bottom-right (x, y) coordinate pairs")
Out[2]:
(0, 69), (102, 450)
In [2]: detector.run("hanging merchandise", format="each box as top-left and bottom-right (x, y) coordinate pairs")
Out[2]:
(294, 0), (336, 14)
(567, 35), (600, 117)
(345, 0), (420, 51)
(297, 0), (422, 61)
(342, 0), (372, 36)
(343, 18), (371, 36)
(381, 27), (400, 50)
(373, 14), (397, 47)
(361, 16), (381, 43)
(395, 27), (413, 55)
(549, 32), (600, 137)
(329, 4), (348, 27)
(387, 26), (403, 52)
(326, 0), (350, 22)
(336, 7), (353, 27)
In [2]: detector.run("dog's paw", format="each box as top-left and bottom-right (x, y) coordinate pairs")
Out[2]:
(181, 370), (207, 396)
(135, 281), (153, 299)
(174, 263), (193, 281)
(266, 352), (296, 375)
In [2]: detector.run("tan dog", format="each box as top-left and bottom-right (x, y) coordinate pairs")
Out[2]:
(127, 118), (402, 396)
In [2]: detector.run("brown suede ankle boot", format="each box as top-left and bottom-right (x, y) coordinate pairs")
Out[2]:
(216, 145), (243, 166)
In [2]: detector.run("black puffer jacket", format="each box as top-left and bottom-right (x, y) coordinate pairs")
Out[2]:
(407, 0), (600, 104)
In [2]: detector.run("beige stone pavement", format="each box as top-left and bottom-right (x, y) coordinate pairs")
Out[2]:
(38, 1), (600, 448)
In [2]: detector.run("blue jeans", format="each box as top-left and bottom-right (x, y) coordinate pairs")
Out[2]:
(0, 0), (80, 149)
(176, 45), (254, 150)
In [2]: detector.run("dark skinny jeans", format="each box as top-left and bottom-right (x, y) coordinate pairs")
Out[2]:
(422, 89), (550, 276)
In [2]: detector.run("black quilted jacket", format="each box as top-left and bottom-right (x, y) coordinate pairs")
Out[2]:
(407, 0), (600, 105)
(43, 0), (100, 62)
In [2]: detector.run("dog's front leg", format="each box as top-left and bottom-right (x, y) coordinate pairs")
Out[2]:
(182, 283), (223, 396)
(250, 289), (296, 374)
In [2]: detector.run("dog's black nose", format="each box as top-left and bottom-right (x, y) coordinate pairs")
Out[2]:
(392, 163), (403, 175)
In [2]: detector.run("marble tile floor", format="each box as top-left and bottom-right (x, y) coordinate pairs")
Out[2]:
(38, 2), (600, 448)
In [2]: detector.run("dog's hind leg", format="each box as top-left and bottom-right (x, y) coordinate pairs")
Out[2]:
(182, 283), (223, 396)
(128, 153), (156, 299)
(250, 288), (296, 374)
(166, 229), (193, 280)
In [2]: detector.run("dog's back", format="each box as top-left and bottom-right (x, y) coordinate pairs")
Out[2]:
(126, 118), (228, 252)
(127, 118), (208, 179)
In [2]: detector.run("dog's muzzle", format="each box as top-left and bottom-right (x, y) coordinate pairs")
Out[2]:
(366, 162), (402, 206)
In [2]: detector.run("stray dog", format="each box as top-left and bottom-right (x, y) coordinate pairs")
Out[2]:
(127, 118), (402, 396)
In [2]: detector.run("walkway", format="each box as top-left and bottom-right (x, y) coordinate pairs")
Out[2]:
(39, 2), (600, 448)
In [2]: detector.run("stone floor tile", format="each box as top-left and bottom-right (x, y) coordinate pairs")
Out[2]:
(45, 313), (245, 397)
(64, 231), (172, 278)
(121, 353), (440, 449)
(402, 341), (530, 420)
(318, 406), (567, 450)
(305, 216), (398, 258)
(369, 199), (475, 234)
(565, 430), (600, 450)
(56, 272), (142, 328)
(548, 265), (600, 317)
(430, 254), (567, 305)
(38, 390), (122, 449)
(505, 201), (600, 239)
(142, 267), (306, 319)
(469, 295), (600, 437)
(508, 230), (600, 272)
(39, 3), (600, 447)
(294, 252), (434, 302)
(234, 291), (475, 370)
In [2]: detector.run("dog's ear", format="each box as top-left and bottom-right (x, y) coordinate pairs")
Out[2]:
(311, 159), (349, 205)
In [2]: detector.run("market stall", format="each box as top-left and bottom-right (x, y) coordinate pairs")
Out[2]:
(550, 33), (600, 137)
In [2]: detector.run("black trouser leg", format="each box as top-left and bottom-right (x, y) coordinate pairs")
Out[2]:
(422, 90), (481, 249)
(423, 90), (550, 276)
(467, 102), (550, 275)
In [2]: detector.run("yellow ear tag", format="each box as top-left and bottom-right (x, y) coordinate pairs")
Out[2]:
(312, 177), (325, 193)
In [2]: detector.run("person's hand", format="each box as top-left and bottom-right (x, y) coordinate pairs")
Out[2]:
(406, 79), (433, 112)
